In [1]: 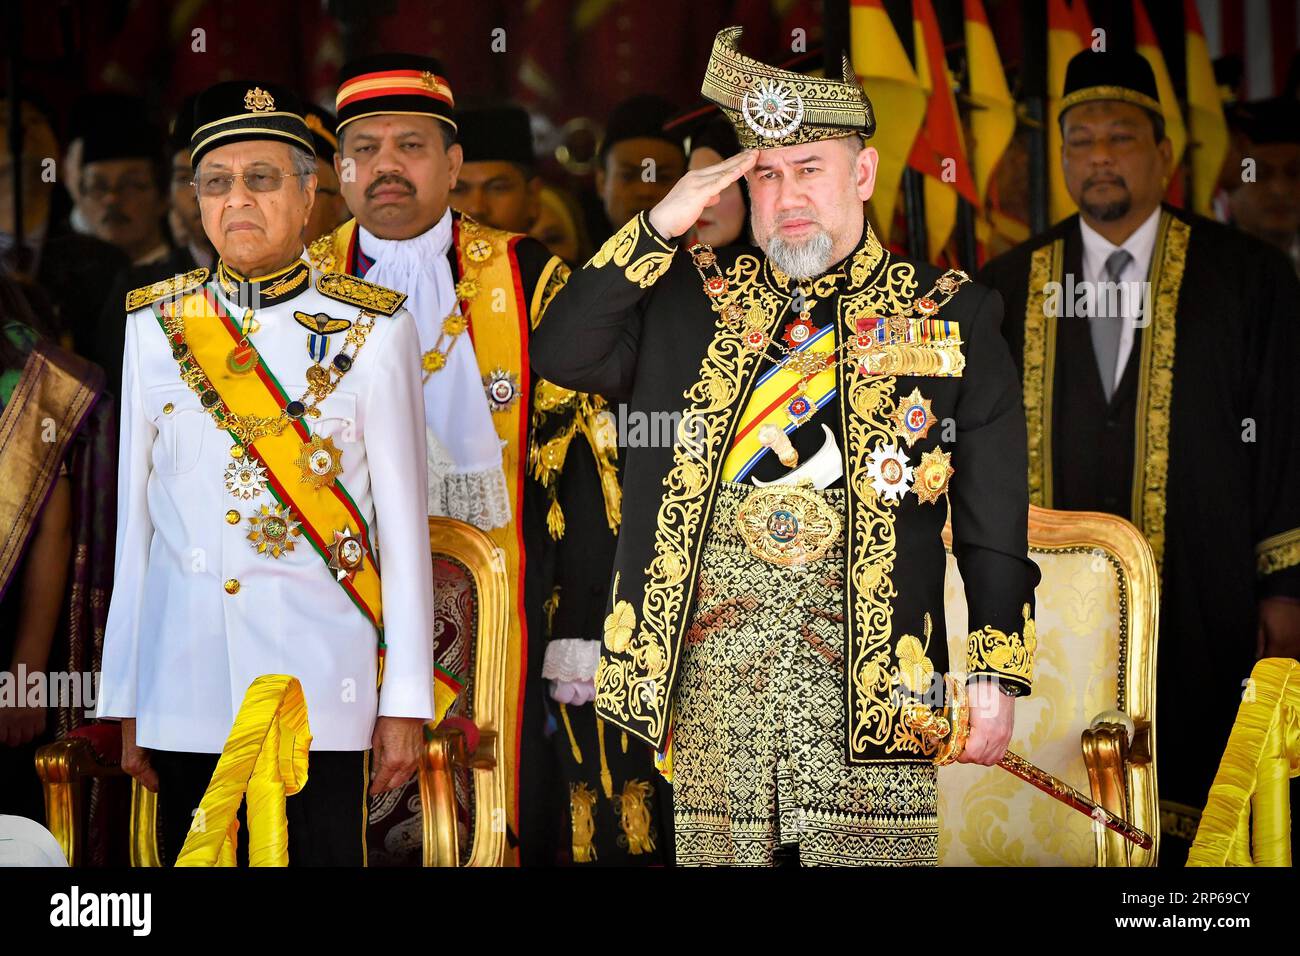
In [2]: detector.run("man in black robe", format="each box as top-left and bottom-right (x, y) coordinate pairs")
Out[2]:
(534, 27), (1039, 866)
(978, 49), (1300, 865)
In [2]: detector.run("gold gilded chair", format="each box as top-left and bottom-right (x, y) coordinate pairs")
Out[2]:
(34, 726), (160, 867)
(1187, 657), (1298, 867)
(938, 505), (1159, 866)
(420, 516), (511, 866)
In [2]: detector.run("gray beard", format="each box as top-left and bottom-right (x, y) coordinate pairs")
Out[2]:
(765, 229), (834, 279)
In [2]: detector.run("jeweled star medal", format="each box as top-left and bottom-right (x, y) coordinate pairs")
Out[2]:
(225, 455), (269, 500)
(484, 368), (521, 412)
(328, 527), (366, 581)
(891, 387), (937, 448)
(785, 392), (816, 427)
(782, 316), (815, 349)
(295, 434), (344, 489)
(913, 447), (954, 505)
(866, 443), (914, 503)
(246, 502), (302, 558)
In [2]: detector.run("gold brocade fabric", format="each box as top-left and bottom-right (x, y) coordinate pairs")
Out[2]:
(671, 482), (938, 867)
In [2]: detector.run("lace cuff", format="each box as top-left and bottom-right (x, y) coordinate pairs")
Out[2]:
(542, 639), (601, 682)
(427, 430), (512, 531)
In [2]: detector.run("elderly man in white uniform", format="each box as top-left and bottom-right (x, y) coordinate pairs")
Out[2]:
(96, 81), (434, 866)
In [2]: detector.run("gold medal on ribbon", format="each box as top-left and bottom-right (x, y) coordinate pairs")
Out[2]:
(295, 435), (344, 489)
(227, 309), (260, 375)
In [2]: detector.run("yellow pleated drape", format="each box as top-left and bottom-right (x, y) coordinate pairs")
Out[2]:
(1187, 658), (1299, 867)
(174, 675), (313, 867)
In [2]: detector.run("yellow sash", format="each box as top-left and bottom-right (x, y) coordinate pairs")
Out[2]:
(721, 325), (836, 481)
(175, 675), (312, 867)
(159, 289), (383, 632)
(454, 218), (529, 846)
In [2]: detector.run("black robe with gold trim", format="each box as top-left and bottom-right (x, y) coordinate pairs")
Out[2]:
(533, 211), (1040, 765)
(978, 206), (1300, 851)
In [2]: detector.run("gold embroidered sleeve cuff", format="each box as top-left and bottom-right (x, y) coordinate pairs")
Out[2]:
(965, 603), (1036, 696)
(1256, 528), (1300, 577)
(585, 211), (677, 289)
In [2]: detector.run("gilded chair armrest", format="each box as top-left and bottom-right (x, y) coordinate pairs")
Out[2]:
(34, 736), (125, 868)
(420, 722), (468, 867)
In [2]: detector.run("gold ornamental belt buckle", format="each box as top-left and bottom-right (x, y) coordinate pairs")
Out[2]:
(735, 481), (842, 566)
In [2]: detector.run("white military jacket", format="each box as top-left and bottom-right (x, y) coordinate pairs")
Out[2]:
(96, 254), (435, 752)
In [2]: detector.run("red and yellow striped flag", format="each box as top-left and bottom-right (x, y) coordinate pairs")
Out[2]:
(1047, 0), (1086, 222)
(850, 0), (927, 245)
(1134, 0), (1187, 174)
(909, 0), (977, 262)
(964, 0), (1015, 208)
(1184, 0), (1228, 215)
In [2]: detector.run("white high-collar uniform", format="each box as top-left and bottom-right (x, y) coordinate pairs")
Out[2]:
(96, 254), (435, 752)
(358, 210), (511, 530)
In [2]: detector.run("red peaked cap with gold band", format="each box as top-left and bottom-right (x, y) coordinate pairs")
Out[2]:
(335, 53), (457, 134)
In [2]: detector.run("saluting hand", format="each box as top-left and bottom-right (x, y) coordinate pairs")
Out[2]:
(648, 149), (758, 241)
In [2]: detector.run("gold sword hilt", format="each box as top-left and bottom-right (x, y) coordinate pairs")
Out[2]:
(903, 674), (1154, 850)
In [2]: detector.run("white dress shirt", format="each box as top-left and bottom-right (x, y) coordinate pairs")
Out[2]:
(96, 256), (435, 752)
(1078, 206), (1161, 388)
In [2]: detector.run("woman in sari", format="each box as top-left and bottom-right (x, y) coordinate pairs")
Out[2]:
(0, 276), (115, 832)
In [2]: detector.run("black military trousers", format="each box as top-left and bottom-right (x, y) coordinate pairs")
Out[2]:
(152, 749), (369, 866)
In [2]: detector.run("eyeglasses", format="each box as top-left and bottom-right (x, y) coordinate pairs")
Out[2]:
(192, 168), (305, 197)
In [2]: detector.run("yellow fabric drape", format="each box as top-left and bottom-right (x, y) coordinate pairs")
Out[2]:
(175, 675), (313, 867)
(1187, 658), (1299, 867)
(850, 0), (926, 245)
(1046, 0), (1086, 223)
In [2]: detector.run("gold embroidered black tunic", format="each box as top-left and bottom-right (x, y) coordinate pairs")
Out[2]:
(533, 212), (1039, 789)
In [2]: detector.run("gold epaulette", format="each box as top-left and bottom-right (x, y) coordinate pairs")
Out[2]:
(315, 273), (407, 317)
(125, 268), (210, 313)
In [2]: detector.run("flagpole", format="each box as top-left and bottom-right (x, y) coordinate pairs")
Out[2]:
(823, 0), (850, 76)
(1023, 0), (1048, 235)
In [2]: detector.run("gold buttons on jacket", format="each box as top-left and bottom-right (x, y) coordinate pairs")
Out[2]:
(224, 578), (241, 595)
(225, 510), (241, 525)
(162, 402), (175, 414)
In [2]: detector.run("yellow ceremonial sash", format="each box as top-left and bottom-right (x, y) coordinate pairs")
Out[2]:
(160, 289), (384, 633)
(175, 675), (312, 867)
(721, 325), (836, 481)
(454, 217), (529, 848)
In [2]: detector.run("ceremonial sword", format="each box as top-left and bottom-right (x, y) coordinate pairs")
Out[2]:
(903, 674), (1154, 850)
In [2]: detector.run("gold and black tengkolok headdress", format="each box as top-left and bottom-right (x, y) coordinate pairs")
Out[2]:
(701, 26), (875, 149)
